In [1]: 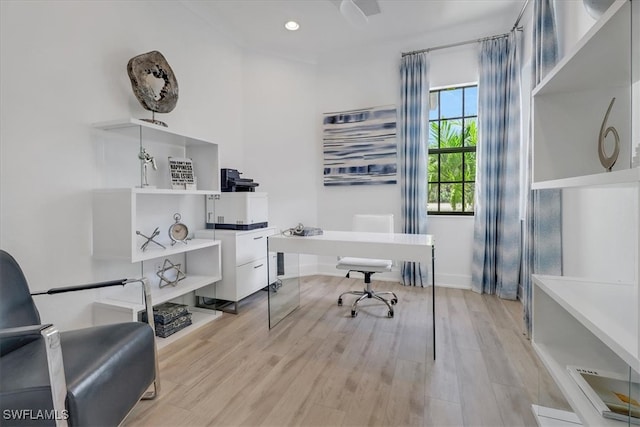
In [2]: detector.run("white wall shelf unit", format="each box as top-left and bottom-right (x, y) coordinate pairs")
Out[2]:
(93, 118), (220, 193)
(532, 0), (633, 185)
(531, 0), (639, 425)
(531, 167), (640, 190)
(93, 188), (222, 262)
(91, 118), (223, 346)
(534, 275), (638, 370)
(94, 301), (222, 350)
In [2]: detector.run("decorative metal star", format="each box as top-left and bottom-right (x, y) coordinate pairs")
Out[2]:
(156, 258), (186, 288)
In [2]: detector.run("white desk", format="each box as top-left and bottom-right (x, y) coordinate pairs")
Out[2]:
(267, 230), (436, 359)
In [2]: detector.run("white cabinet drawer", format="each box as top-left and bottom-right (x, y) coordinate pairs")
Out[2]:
(236, 257), (268, 300)
(236, 230), (268, 265)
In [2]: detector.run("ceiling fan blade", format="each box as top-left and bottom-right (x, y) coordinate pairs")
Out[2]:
(340, 0), (368, 28)
(353, 0), (381, 17)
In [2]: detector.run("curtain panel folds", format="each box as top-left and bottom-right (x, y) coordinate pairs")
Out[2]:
(399, 52), (429, 286)
(471, 32), (522, 299)
(522, 0), (563, 336)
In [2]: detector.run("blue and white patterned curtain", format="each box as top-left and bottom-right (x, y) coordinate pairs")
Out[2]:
(471, 32), (522, 299)
(523, 0), (562, 336)
(399, 52), (429, 286)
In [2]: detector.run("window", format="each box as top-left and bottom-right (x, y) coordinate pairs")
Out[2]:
(428, 84), (477, 215)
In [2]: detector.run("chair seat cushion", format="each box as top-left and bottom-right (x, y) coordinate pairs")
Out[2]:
(0, 322), (154, 427)
(336, 257), (392, 272)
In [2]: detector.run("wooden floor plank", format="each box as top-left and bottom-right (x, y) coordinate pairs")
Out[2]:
(425, 398), (464, 427)
(124, 275), (567, 427)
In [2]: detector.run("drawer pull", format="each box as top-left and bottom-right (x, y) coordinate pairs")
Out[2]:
(253, 263), (264, 269)
(253, 236), (264, 240)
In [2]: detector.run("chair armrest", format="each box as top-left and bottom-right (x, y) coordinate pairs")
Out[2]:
(29, 278), (160, 399)
(30, 279), (128, 296)
(0, 324), (52, 339)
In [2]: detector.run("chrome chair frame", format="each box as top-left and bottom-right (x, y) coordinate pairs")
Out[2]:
(337, 270), (398, 318)
(17, 278), (159, 427)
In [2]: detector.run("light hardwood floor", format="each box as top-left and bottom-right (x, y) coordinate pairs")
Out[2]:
(125, 275), (569, 427)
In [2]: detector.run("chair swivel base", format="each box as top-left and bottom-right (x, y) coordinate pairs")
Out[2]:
(337, 273), (398, 318)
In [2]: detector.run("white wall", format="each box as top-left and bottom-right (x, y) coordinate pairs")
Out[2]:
(242, 53), (319, 232)
(242, 52), (319, 271)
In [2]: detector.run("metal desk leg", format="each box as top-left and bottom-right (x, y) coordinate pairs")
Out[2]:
(432, 244), (436, 360)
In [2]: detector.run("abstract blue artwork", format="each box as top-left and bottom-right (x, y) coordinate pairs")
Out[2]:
(323, 105), (397, 186)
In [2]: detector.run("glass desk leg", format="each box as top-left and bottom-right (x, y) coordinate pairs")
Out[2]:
(267, 252), (300, 329)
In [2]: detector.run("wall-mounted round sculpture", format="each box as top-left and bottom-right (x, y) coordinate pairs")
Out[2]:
(598, 97), (620, 172)
(127, 50), (178, 127)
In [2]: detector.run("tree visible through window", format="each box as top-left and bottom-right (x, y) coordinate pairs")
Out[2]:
(428, 84), (477, 214)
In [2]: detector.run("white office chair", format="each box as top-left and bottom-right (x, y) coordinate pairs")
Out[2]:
(337, 214), (397, 318)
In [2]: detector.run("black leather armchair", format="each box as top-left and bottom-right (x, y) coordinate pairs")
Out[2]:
(0, 250), (159, 427)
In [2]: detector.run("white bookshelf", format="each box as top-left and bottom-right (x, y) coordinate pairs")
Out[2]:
(94, 301), (222, 349)
(532, 0), (632, 184)
(92, 118), (220, 192)
(91, 118), (223, 343)
(531, 167), (640, 190)
(531, 1), (639, 425)
(533, 275), (638, 371)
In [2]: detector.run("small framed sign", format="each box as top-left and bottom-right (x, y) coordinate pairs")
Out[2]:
(168, 157), (196, 190)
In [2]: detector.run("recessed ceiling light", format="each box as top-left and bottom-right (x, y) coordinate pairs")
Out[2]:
(284, 20), (300, 31)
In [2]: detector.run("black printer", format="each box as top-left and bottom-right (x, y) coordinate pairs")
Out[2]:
(221, 168), (259, 192)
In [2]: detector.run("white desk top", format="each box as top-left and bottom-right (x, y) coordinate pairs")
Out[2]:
(268, 230), (434, 264)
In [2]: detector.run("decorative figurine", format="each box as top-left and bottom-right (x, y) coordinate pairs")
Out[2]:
(127, 50), (178, 127)
(156, 258), (186, 288)
(598, 97), (620, 172)
(136, 228), (166, 252)
(138, 147), (157, 187)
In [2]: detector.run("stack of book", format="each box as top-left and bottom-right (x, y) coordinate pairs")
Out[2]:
(567, 365), (640, 425)
(143, 302), (192, 338)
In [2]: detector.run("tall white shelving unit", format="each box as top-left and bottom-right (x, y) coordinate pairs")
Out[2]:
(531, 0), (639, 425)
(91, 118), (223, 348)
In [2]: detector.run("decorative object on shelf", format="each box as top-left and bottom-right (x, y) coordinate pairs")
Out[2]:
(168, 213), (189, 245)
(141, 302), (192, 338)
(138, 147), (157, 187)
(154, 313), (192, 338)
(567, 365), (640, 425)
(127, 50), (178, 127)
(136, 227), (166, 252)
(168, 157), (196, 190)
(598, 97), (620, 172)
(156, 258), (186, 288)
(323, 105), (397, 186)
(583, 0), (615, 19)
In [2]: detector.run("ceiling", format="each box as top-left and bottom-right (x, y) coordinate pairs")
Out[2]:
(181, 0), (527, 63)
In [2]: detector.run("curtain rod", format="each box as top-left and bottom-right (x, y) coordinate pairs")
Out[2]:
(401, 0), (530, 57)
(512, 0), (530, 31)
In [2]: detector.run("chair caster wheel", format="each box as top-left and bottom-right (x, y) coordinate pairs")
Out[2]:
(351, 310), (357, 317)
(391, 298), (397, 305)
(388, 310), (394, 318)
(338, 298), (343, 306)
